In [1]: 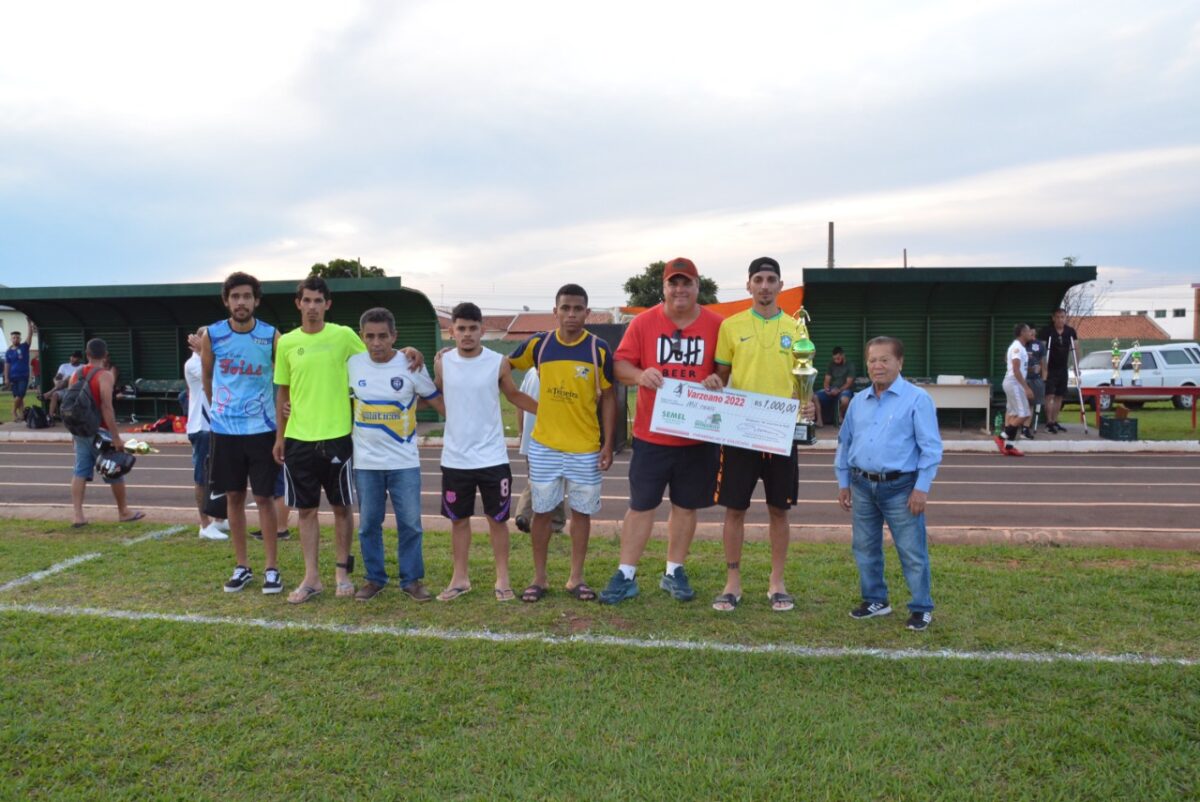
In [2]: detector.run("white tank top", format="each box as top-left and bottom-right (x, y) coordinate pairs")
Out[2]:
(440, 348), (509, 469)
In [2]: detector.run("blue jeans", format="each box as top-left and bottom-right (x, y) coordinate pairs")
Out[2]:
(816, 388), (852, 422)
(355, 467), (424, 588)
(850, 472), (933, 613)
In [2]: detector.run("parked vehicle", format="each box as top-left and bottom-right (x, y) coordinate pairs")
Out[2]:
(1071, 342), (1200, 410)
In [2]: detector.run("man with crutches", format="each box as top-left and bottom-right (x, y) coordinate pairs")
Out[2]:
(1038, 308), (1081, 434)
(1025, 326), (1046, 438)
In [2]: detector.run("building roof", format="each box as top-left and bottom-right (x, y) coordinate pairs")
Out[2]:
(1074, 315), (1171, 342)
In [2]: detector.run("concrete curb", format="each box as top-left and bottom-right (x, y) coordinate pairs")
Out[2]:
(2, 430), (1197, 453)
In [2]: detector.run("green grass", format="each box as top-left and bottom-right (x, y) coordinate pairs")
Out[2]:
(1062, 399), (1199, 440)
(1, 519), (1198, 800)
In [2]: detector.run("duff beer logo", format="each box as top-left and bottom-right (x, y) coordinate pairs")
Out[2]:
(657, 335), (705, 366)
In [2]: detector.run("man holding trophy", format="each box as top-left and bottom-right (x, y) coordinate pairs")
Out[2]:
(712, 257), (815, 612)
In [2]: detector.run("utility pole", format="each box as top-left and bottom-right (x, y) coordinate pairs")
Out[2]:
(827, 222), (834, 269)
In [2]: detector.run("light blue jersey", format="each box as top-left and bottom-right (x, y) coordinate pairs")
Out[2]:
(209, 318), (276, 435)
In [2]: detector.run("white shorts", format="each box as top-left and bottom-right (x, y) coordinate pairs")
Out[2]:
(1003, 377), (1030, 418)
(527, 439), (602, 516)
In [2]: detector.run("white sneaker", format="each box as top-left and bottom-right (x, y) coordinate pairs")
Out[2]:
(212, 519), (230, 533)
(199, 523), (229, 541)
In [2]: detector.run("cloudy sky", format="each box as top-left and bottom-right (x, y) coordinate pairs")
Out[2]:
(1, 0), (1197, 310)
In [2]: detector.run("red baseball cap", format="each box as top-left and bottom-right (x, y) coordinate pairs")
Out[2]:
(663, 257), (698, 280)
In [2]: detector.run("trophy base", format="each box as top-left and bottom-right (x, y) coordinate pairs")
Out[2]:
(793, 422), (817, 447)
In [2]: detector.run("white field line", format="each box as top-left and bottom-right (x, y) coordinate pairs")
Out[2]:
(0, 554), (102, 593)
(123, 525), (187, 546)
(1, 601), (1195, 667)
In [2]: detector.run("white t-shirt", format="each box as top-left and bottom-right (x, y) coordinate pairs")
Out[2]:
(183, 353), (212, 435)
(55, 362), (81, 383)
(1005, 340), (1029, 381)
(348, 351), (439, 471)
(440, 348), (508, 470)
(518, 368), (540, 456)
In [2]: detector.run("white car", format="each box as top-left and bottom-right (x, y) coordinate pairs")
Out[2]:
(1070, 342), (1200, 411)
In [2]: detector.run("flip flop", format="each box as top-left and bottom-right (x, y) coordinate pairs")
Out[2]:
(287, 585), (323, 605)
(335, 581), (356, 598)
(494, 588), (515, 602)
(118, 511), (145, 524)
(768, 592), (795, 612)
(520, 584), (547, 603)
(437, 586), (471, 602)
(712, 593), (742, 612)
(565, 583), (597, 602)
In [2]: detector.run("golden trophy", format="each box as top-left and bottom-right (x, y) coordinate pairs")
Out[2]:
(790, 307), (818, 446)
(1110, 337), (1122, 387)
(1130, 340), (1142, 386)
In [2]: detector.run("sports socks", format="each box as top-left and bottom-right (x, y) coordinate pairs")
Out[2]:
(618, 564), (636, 580)
(665, 561), (683, 576)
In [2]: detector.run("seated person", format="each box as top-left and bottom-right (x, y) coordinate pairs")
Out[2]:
(43, 351), (84, 419)
(814, 346), (856, 425)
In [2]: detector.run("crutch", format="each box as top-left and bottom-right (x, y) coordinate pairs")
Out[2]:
(1071, 346), (1089, 434)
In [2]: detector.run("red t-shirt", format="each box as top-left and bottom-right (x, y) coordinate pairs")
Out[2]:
(615, 303), (723, 447)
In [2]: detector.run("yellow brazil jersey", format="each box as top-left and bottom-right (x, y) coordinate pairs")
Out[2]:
(509, 329), (613, 454)
(715, 309), (801, 398)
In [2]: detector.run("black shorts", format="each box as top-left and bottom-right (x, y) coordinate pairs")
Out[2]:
(1045, 367), (1070, 397)
(283, 435), (354, 510)
(208, 431), (279, 499)
(715, 444), (799, 511)
(627, 438), (719, 512)
(440, 464), (512, 521)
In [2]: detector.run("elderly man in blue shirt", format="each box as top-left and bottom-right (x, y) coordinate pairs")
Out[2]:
(834, 336), (943, 631)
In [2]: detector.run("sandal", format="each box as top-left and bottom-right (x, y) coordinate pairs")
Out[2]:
(712, 593), (742, 612)
(494, 588), (515, 602)
(287, 585), (323, 604)
(118, 511), (145, 524)
(521, 585), (547, 603)
(768, 591), (795, 612)
(335, 581), (356, 598)
(437, 585), (471, 602)
(565, 583), (596, 602)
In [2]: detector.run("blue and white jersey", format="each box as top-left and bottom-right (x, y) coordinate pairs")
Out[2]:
(209, 318), (276, 435)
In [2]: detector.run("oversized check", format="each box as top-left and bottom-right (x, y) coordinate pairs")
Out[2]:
(649, 378), (800, 455)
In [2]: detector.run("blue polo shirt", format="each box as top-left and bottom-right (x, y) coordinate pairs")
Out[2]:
(834, 374), (943, 493)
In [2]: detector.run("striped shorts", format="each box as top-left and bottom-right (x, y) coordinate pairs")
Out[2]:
(527, 439), (602, 516)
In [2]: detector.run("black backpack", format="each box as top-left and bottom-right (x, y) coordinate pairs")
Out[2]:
(61, 366), (103, 438)
(24, 406), (49, 429)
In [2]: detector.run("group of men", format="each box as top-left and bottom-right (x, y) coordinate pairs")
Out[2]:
(997, 308), (1081, 456)
(60, 260), (945, 629)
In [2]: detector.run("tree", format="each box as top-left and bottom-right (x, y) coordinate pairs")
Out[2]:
(308, 258), (385, 279)
(623, 261), (719, 307)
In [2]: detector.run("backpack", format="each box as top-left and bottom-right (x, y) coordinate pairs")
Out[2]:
(24, 406), (50, 429)
(61, 366), (103, 438)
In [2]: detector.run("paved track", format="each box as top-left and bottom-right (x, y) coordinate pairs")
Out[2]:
(1, 442), (1196, 547)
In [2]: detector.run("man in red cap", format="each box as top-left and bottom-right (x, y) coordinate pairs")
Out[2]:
(600, 258), (726, 605)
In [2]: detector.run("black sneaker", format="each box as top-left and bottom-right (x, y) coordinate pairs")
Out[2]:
(251, 529), (292, 541)
(1054, 423), (1069, 433)
(906, 611), (933, 631)
(849, 601), (892, 619)
(262, 568), (282, 595)
(224, 565), (253, 593)
(1021, 426), (1035, 440)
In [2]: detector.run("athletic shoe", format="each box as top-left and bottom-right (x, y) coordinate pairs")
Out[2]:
(1003, 443), (1025, 457)
(993, 435), (1007, 453)
(198, 523), (229, 541)
(1021, 426), (1035, 440)
(250, 529), (292, 541)
(598, 570), (639, 605)
(850, 601), (892, 619)
(212, 519), (230, 533)
(224, 566), (253, 593)
(1055, 423), (1069, 433)
(1045, 422), (1061, 434)
(262, 568), (283, 595)
(906, 611), (933, 631)
(659, 566), (696, 602)
(355, 581), (385, 602)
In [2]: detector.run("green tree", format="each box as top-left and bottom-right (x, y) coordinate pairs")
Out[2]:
(308, 258), (385, 279)
(623, 261), (719, 306)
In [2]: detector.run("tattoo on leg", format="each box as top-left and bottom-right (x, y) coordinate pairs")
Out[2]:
(726, 561), (739, 570)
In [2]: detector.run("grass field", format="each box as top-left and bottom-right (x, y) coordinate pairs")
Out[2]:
(1, 519), (1197, 800)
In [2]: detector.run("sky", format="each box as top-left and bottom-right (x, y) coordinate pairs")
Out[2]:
(1, 0), (1197, 311)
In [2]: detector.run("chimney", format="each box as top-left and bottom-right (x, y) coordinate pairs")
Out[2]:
(827, 222), (834, 269)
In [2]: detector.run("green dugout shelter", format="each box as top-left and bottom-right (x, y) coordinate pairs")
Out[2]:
(801, 266), (1097, 387)
(0, 277), (441, 416)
